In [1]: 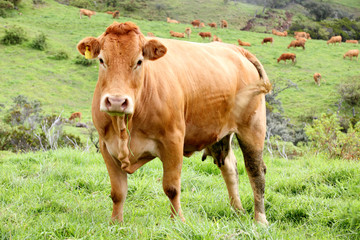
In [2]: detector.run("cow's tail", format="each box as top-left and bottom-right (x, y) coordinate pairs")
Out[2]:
(240, 48), (272, 94)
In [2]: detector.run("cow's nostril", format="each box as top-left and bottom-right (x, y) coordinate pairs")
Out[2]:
(121, 99), (128, 110)
(105, 97), (111, 108)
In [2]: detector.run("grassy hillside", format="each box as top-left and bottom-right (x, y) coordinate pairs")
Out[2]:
(1, 0), (360, 126)
(1, 148), (359, 239)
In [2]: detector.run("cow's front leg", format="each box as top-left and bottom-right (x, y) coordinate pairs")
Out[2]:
(160, 138), (185, 221)
(100, 140), (128, 223)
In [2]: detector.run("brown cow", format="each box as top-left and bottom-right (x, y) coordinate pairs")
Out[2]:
(69, 112), (82, 122)
(212, 35), (222, 42)
(261, 37), (273, 45)
(287, 40), (305, 50)
(77, 21), (271, 225)
(185, 27), (191, 38)
(313, 73), (322, 86)
(200, 22), (205, 28)
(345, 40), (358, 44)
(277, 53), (296, 64)
(79, 9), (96, 19)
(327, 36), (342, 45)
(170, 31), (185, 38)
(147, 32), (155, 37)
(112, 11), (120, 19)
(191, 19), (200, 28)
(221, 20), (228, 28)
(343, 49), (359, 61)
(208, 22), (217, 28)
(167, 17), (179, 24)
(294, 31), (310, 39)
(238, 39), (251, 47)
(199, 32), (212, 40)
(105, 11), (113, 15)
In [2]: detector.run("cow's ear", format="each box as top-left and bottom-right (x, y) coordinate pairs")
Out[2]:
(143, 39), (167, 60)
(77, 37), (101, 59)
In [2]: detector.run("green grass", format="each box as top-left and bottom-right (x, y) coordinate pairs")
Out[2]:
(1, 148), (359, 239)
(1, 0), (360, 127)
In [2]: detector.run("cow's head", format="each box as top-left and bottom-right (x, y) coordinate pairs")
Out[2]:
(77, 22), (167, 117)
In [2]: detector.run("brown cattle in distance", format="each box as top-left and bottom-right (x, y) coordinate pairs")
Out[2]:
(105, 11), (113, 15)
(112, 11), (120, 19)
(69, 112), (82, 122)
(212, 35), (222, 42)
(287, 40), (305, 50)
(221, 20), (228, 28)
(170, 31), (185, 38)
(200, 22), (205, 28)
(313, 73), (322, 86)
(77, 21), (271, 226)
(208, 22), (217, 28)
(343, 49), (359, 61)
(185, 27), (191, 38)
(79, 9), (96, 19)
(147, 32), (155, 37)
(167, 17), (179, 24)
(238, 39), (251, 47)
(294, 31), (311, 39)
(261, 37), (273, 45)
(345, 40), (358, 44)
(327, 36), (342, 45)
(199, 32), (212, 40)
(191, 19), (200, 28)
(277, 53), (296, 64)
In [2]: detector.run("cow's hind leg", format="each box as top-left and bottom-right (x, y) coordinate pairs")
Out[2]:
(236, 130), (268, 225)
(203, 134), (245, 213)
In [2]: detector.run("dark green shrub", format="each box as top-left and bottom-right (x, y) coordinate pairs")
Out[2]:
(0, 0), (14, 9)
(4, 95), (42, 129)
(305, 114), (360, 160)
(30, 33), (47, 50)
(48, 50), (69, 60)
(74, 55), (95, 66)
(1, 25), (27, 45)
(32, 0), (44, 4)
(339, 78), (360, 107)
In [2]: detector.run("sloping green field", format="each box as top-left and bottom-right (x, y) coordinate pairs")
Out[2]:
(0, 0), (359, 124)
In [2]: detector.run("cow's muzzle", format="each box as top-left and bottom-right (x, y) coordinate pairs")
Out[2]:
(100, 94), (134, 115)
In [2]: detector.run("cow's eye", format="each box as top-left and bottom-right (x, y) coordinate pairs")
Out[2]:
(136, 59), (142, 67)
(99, 58), (104, 65)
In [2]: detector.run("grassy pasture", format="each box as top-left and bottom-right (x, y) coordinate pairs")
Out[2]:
(1, 148), (359, 239)
(1, 0), (359, 125)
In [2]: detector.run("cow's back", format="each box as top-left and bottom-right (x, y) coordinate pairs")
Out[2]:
(142, 39), (261, 151)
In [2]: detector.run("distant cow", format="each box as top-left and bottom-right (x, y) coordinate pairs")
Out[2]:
(327, 36), (342, 45)
(170, 30), (185, 38)
(77, 21), (272, 226)
(345, 40), (358, 44)
(147, 32), (155, 37)
(208, 22), (217, 28)
(112, 11), (119, 19)
(313, 73), (322, 86)
(191, 19), (200, 28)
(200, 22), (205, 28)
(212, 35), (222, 42)
(199, 32), (212, 40)
(69, 112), (82, 122)
(238, 39), (251, 47)
(343, 49), (359, 61)
(287, 40), (305, 50)
(273, 30), (287, 37)
(261, 37), (273, 45)
(294, 31), (310, 39)
(105, 11), (113, 15)
(185, 27), (191, 38)
(79, 9), (96, 19)
(167, 17), (179, 24)
(221, 20), (228, 28)
(277, 53), (296, 64)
